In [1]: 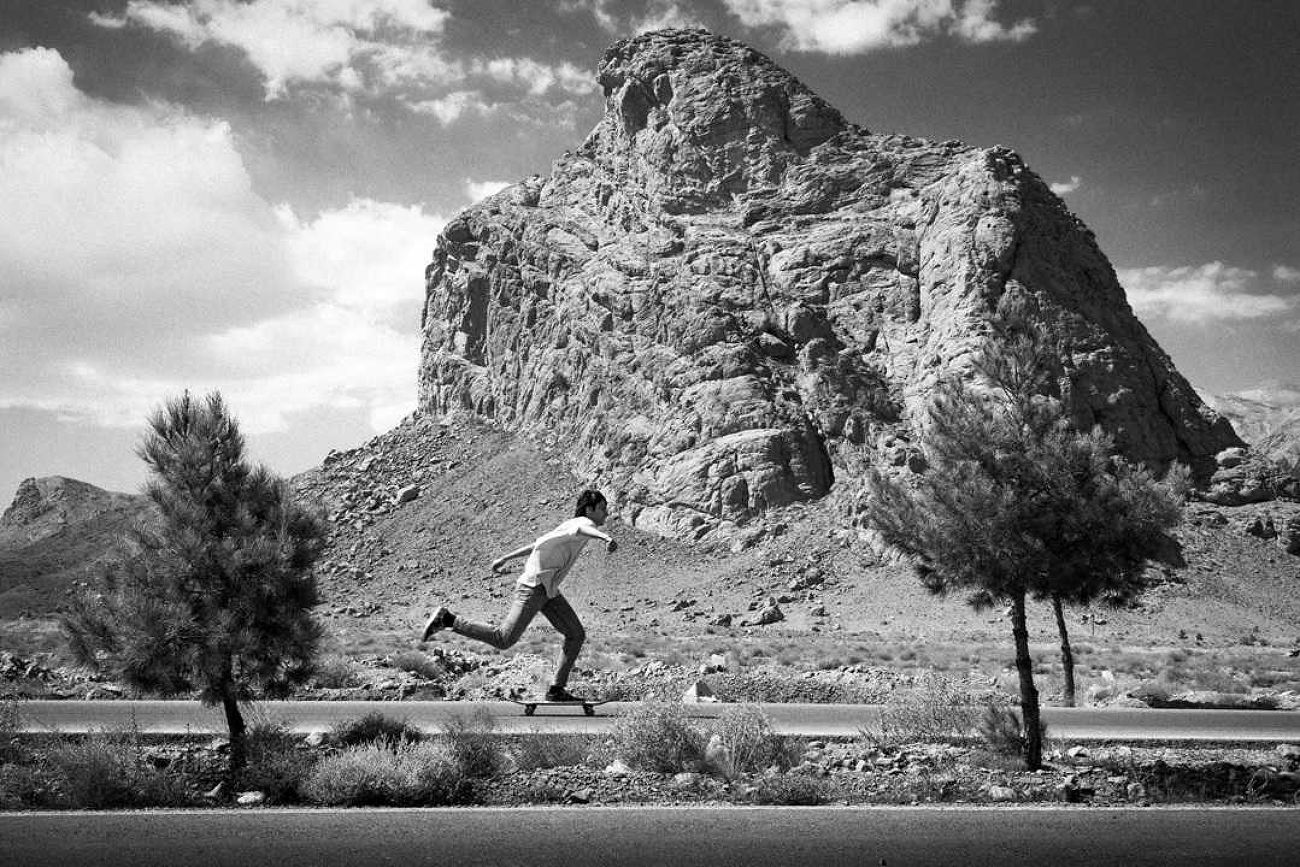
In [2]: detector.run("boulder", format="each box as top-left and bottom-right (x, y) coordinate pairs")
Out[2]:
(1245, 515), (1277, 539)
(681, 679), (718, 703)
(988, 785), (1016, 802)
(1280, 516), (1300, 556)
(418, 29), (1241, 540)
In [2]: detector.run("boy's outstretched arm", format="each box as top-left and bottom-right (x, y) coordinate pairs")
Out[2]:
(490, 544), (534, 573)
(576, 523), (618, 553)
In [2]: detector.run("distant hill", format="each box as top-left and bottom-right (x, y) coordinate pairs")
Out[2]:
(1202, 382), (1300, 471)
(0, 477), (146, 617)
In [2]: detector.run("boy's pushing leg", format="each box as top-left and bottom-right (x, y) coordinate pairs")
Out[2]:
(422, 586), (586, 700)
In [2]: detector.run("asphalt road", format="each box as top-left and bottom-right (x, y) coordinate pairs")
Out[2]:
(15, 700), (1300, 741)
(2, 806), (1298, 867)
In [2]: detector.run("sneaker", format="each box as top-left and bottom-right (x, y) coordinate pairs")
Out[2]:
(421, 606), (453, 641)
(544, 686), (584, 703)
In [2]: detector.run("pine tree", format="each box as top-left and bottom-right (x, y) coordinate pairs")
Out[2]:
(62, 392), (325, 777)
(862, 300), (1185, 768)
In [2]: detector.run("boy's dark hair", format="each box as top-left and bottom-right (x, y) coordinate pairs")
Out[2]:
(574, 489), (606, 518)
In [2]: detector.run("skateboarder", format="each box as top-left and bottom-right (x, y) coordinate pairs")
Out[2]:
(420, 489), (617, 702)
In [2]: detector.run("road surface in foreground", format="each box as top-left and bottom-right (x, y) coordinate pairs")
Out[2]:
(16, 700), (1300, 741)
(2, 806), (1298, 867)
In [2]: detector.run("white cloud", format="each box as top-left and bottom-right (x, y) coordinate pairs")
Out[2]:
(1118, 262), (1295, 324)
(465, 180), (512, 202)
(91, 0), (599, 122)
(1274, 264), (1300, 283)
(950, 0), (1035, 43)
(410, 89), (492, 124)
(0, 47), (444, 435)
(567, 0), (705, 34)
(94, 0), (452, 99)
(722, 0), (1036, 54)
(1050, 175), (1081, 195)
(474, 57), (595, 97)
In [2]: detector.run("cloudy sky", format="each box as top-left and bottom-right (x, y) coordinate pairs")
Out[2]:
(1, 0), (1297, 498)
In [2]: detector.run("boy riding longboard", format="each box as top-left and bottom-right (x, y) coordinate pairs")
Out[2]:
(420, 489), (617, 704)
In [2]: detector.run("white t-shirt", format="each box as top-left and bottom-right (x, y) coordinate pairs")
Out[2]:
(518, 516), (597, 598)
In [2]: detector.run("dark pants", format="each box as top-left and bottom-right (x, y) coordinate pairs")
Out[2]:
(451, 584), (586, 688)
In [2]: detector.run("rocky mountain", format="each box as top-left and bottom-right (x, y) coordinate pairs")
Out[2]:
(418, 28), (1240, 543)
(0, 477), (145, 617)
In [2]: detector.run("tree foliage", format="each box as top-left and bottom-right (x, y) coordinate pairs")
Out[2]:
(62, 392), (325, 774)
(862, 298), (1186, 767)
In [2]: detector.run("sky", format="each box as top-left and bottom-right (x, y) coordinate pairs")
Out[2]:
(1, 0), (1297, 499)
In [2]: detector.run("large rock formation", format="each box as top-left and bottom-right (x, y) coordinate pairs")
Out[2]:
(418, 28), (1241, 540)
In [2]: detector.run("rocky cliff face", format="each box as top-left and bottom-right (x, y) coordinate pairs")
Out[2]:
(418, 28), (1241, 541)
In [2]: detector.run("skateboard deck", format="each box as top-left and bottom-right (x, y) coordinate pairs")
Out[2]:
(509, 698), (610, 717)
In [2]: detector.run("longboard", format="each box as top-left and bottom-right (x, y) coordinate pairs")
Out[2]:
(509, 698), (610, 717)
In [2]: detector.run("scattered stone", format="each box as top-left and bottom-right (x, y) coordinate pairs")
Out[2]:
(1280, 516), (1300, 556)
(604, 759), (632, 776)
(236, 791), (266, 807)
(742, 600), (784, 627)
(304, 731), (325, 747)
(699, 653), (728, 674)
(1216, 447), (1248, 469)
(988, 785), (1016, 802)
(1245, 516), (1278, 540)
(205, 782), (225, 800)
(705, 734), (731, 772)
(395, 484), (421, 504)
(681, 679), (718, 703)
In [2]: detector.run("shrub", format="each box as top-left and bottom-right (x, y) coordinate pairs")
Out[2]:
(303, 740), (467, 806)
(978, 702), (1048, 758)
(0, 763), (56, 809)
(864, 673), (979, 747)
(390, 650), (444, 680)
(45, 731), (189, 809)
(747, 773), (833, 806)
(514, 733), (594, 771)
(612, 700), (706, 773)
(311, 656), (362, 689)
(331, 711), (425, 748)
(0, 698), (21, 765)
(239, 721), (316, 804)
(706, 704), (792, 778)
(440, 707), (505, 777)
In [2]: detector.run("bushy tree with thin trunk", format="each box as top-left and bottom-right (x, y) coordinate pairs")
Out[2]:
(862, 299), (1185, 768)
(62, 392), (325, 778)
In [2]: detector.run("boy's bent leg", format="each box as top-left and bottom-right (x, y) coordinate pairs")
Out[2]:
(451, 585), (545, 650)
(540, 593), (586, 689)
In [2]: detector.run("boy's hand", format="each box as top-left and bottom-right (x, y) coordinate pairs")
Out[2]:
(605, 539), (618, 555)
(490, 557), (508, 574)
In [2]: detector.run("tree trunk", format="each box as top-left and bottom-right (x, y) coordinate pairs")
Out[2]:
(221, 687), (247, 779)
(1010, 591), (1043, 770)
(1052, 594), (1076, 707)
